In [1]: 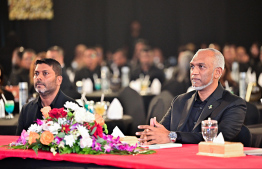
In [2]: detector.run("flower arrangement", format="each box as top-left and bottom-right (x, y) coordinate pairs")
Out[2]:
(9, 101), (154, 155)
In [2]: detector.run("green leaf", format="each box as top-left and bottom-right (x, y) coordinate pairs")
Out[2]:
(57, 132), (65, 138)
(32, 145), (39, 156)
(67, 112), (73, 117)
(103, 124), (108, 134)
(91, 127), (97, 135)
(96, 137), (105, 144)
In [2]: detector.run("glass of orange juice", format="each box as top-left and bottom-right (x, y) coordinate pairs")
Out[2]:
(94, 102), (105, 116)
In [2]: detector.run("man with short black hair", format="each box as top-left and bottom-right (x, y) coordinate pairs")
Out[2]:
(16, 58), (76, 135)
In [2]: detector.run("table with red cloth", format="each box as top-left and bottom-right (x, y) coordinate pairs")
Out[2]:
(0, 136), (262, 169)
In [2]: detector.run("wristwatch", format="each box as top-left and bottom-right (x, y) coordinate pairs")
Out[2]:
(168, 131), (177, 143)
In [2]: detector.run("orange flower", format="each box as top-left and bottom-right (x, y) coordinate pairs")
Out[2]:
(95, 114), (105, 126)
(41, 106), (51, 118)
(28, 132), (40, 145)
(40, 131), (54, 145)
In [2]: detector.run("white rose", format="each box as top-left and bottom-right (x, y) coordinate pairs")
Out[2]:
(77, 125), (90, 138)
(80, 136), (93, 148)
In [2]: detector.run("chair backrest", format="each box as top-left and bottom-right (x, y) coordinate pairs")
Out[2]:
(146, 90), (174, 125)
(118, 87), (146, 136)
(161, 79), (188, 97)
(244, 102), (260, 125)
(232, 125), (252, 147)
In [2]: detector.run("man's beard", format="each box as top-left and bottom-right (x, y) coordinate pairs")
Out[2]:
(192, 72), (214, 91)
(34, 81), (48, 95)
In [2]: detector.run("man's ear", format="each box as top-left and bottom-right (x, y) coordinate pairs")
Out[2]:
(214, 67), (222, 79)
(56, 76), (63, 86)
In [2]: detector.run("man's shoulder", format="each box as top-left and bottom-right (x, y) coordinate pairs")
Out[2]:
(221, 89), (246, 105)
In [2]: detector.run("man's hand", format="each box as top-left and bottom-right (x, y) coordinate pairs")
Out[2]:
(136, 117), (171, 145)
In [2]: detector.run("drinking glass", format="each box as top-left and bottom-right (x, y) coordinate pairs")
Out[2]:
(94, 102), (105, 116)
(201, 118), (218, 142)
(5, 100), (15, 119)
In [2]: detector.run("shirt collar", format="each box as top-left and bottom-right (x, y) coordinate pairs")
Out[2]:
(37, 90), (61, 109)
(194, 82), (223, 103)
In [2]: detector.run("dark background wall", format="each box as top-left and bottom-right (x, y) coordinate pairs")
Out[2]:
(1, 0), (262, 68)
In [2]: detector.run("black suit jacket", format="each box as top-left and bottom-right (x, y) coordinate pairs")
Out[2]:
(16, 90), (76, 135)
(160, 83), (247, 144)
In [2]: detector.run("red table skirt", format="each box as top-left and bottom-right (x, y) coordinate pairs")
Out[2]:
(0, 136), (261, 168)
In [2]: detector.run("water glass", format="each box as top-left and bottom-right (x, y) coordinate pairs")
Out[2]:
(201, 118), (218, 142)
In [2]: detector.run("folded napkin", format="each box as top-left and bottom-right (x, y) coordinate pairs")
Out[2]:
(129, 79), (141, 93)
(111, 126), (125, 137)
(107, 98), (123, 119)
(150, 78), (161, 95)
(213, 132), (225, 144)
(246, 67), (256, 83)
(82, 78), (93, 94)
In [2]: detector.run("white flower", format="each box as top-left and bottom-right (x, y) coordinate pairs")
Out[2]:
(64, 101), (80, 111)
(77, 125), (90, 138)
(74, 107), (95, 124)
(64, 135), (76, 147)
(58, 118), (67, 125)
(48, 123), (61, 134)
(84, 111), (95, 123)
(50, 147), (57, 156)
(80, 136), (93, 148)
(42, 121), (53, 131)
(27, 124), (42, 133)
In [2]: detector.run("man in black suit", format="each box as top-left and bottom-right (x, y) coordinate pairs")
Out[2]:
(16, 58), (76, 135)
(130, 47), (165, 84)
(136, 48), (246, 144)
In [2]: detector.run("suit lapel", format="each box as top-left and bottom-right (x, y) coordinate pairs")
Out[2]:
(177, 93), (196, 131)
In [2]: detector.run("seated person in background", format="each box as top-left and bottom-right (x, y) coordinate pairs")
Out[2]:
(0, 65), (14, 101)
(46, 46), (79, 99)
(236, 46), (250, 72)
(110, 48), (130, 78)
(130, 47), (165, 85)
(162, 50), (193, 96)
(74, 47), (101, 89)
(219, 62), (239, 95)
(9, 48), (35, 85)
(95, 45), (107, 67)
(136, 48), (246, 144)
(16, 58), (76, 135)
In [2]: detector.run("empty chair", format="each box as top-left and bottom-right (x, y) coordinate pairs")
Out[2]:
(118, 87), (146, 136)
(146, 90), (174, 125)
(232, 125), (252, 147)
(244, 102), (260, 125)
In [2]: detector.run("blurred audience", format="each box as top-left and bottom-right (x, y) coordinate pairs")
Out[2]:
(126, 20), (142, 60)
(95, 45), (106, 66)
(219, 62), (239, 95)
(249, 42), (260, 69)
(131, 39), (148, 68)
(162, 50), (193, 96)
(71, 44), (87, 72)
(74, 47), (101, 89)
(223, 44), (236, 69)
(153, 47), (164, 69)
(130, 47), (165, 84)
(236, 46), (250, 72)
(8, 48), (35, 85)
(110, 48), (129, 78)
(0, 65), (14, 101)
